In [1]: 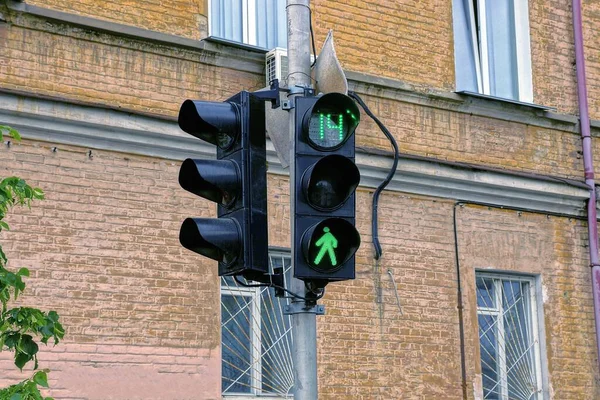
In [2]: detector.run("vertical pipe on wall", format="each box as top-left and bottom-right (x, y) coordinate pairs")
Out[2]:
(572, 0), (600, 370)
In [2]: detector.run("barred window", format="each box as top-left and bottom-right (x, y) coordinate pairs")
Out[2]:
(221, 251), (293, 397)
(476, 273), (544, 399)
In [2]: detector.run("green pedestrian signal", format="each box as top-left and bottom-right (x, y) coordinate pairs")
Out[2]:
(313, 227), (338, 266)
(294, 93), (361, 284)
(302, 218), (360, 274)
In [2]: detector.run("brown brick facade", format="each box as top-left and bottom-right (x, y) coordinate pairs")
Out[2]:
(0, 0), (599, 399)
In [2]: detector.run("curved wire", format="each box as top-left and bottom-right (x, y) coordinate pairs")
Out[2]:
(348, 91), (400, 260)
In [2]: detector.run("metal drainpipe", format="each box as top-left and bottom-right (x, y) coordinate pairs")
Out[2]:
(572, 0), (600, 369)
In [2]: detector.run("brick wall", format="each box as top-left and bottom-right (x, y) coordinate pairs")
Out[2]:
(0, 22), (261, 117)
(455, 204), (598, 399)
(318, 195), (599, 399)
(4, 139), (597, 399)
(25, 0), (208, 40)
(0, 139), (222, 399)
(311, 0), (455, 92)
(8, 0), (600, 119)
(530, 0), (600, 119)
(318, 192), (463, 399)
(1, 0), (600, 398)
(354, 93), (588, 180)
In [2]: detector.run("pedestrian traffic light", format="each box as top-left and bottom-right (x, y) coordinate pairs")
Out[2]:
(178, 91), (269, 282)
(293, 93), (361, 285)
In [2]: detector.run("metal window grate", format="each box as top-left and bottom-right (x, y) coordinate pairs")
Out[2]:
(476, 274), (543, 400)
(221, 252), (294, 397)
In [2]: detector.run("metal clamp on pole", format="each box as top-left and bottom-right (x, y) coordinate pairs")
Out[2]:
(284, 303), (325, 315)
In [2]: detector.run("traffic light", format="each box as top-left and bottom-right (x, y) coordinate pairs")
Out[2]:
(178, 91), (269, 282)
(293, 93), (361, 285)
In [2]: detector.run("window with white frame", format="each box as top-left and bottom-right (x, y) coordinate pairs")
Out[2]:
(221, 251), (293, 398)
(452, 0), (533, 102)
(476, 273), (544, 400)
(209, 0), (287, 49)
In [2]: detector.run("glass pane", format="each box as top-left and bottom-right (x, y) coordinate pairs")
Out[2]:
(222, 294), (252, 393)
(503, 280), (537, 399)
(452, 0), (480, 92)
(477, 276), (541, 400)
(478, 314), (499, 399)
(212, 0), (287, 48)
(484, 0), (518, 99)
(260, 286), (292, 394)
(256, 0), (287, 49)
(477, 277), (496, 308)
(211, 0), (244, 43)
(222, 275), (235, 286)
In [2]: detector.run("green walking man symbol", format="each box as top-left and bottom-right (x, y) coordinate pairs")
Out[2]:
(313, 226), (338, 266)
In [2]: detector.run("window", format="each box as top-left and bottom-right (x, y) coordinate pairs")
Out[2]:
(209, 0), (287, 49)
(476, 273), (544, 400)
(452, 0), (533, 102)
(221, 251), (293, 397)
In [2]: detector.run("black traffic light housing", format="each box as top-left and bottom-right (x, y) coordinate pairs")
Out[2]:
(178, 91), (269, 282)
(294, 93), (361, 285)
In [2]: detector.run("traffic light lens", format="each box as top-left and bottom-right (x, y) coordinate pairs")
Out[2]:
(304, 155), (360, 211)
(216, 133), (234, 149)
(308, 109), (350, 150)
(302, 218), (360, 273)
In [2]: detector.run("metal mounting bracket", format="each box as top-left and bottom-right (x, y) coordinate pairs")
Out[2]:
(252, 79), (281, 109)
(282, 99), (293, 110)
(284, 303), (325, 315)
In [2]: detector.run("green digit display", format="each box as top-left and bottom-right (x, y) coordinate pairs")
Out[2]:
(308, 110), (348, 150)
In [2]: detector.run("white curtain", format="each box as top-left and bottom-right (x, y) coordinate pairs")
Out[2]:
(453, 0), (519, 100)
(453, 0), (480, 93)
(211, 0), (244, 44)
(211, 0), (287, 49)
(484, 0), (518, 99)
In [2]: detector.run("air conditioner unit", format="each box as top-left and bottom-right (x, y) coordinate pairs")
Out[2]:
(265, 48), (314, 87)
(266, 47), (289, 87)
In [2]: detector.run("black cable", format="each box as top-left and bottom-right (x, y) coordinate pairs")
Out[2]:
(234, 275), (270, 288)
(348, 91), (400, 260)
(234, 275), (325, 302)
(308, 8), (317, 67)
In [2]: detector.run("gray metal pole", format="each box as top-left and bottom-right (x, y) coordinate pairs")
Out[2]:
(287, 1), (318, 399)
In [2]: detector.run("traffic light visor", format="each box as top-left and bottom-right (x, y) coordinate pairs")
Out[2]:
(179, 158), (240, 207)
(305, 93), (360, 151)
(180, 218), (241, 266)
(302, 155), (360, 211)
(301, 218), (360, 273)
(178, 100), (239, 149)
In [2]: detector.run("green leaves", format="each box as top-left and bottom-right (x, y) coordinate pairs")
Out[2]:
(0, 370), (53, 400)
(32, 371), (48, 388)
(0, 125), (21, 143)
(1, 307), (65, 371)
(0, 267), (30, 313)
(0, 177), (45, 224)
(0, 146), (60, 399)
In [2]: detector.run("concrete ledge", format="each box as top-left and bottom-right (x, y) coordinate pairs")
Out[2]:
(0, 92), (590, 218)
